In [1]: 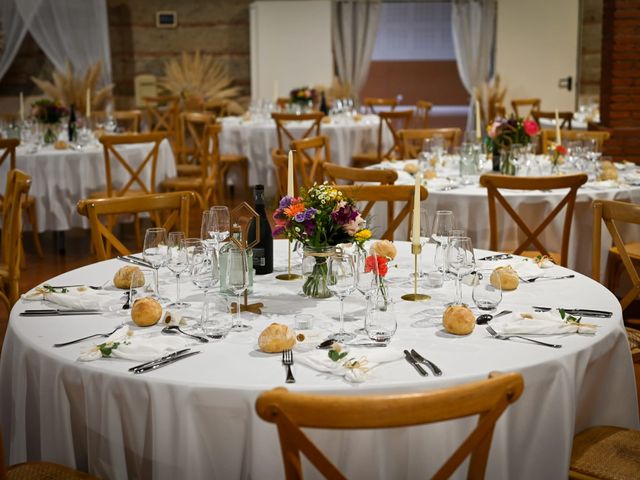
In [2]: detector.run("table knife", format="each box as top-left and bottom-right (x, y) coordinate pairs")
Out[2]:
(20, 309), (102, 316)
(403, 350), (427, 376)
(132, 351), (201, 374)
(128, 348), (192, 372)
(116, 256), (153, 269)
(478, 253), (513, 261)
(410, 349), (443, 376)
(532, 306), (613, 318)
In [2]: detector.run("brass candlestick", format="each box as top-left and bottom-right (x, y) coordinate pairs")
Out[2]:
(401, 243), (431, 302)
(276, 239), (302, 280)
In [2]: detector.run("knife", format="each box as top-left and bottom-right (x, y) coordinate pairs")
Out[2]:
(478, 253), (512, 261)
(20, 309), (102, 316)
(410, 349), (443, 376)
(403, 350), (427, 376)
(117, 255), (154, 269)
(128, 348), (191, 372)
(532, 306), (613, 318)
(132, 351), (201, 374)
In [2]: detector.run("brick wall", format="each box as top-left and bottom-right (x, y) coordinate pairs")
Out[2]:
(580, 0), (603, 103)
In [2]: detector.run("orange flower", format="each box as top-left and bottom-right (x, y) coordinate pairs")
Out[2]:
(284, 203), (305, 218)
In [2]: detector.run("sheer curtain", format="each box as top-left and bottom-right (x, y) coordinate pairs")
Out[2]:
(451, 0), (497, 132)
(332, 0), (382, 101)
(0, 0), (112, 86)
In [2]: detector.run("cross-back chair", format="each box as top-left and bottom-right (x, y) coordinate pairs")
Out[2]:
(214, 122), (249, 200)
(363, 97), (397, 114)
(174, 112), (216, 176)
(77, 191), (194, 261)
(479, 173), (588, 266)
(204, 98), (229, 117)
(352, 110), (414, 168)
(398, 128), (462, 159)
(324, 163), (398, 185)
(272, 112), (324, 154)
(415, 100), (433, 128)
(531, 110), (573, 130)
(93, 110), (143, 133)
(333, 184), (427, 240)
(144, 95), (180, 133)
(271, 149), (289, 199)
(541, 129), (610, 153)
(1, 170), (31, 311)
(0, 138), (43, 257)
(290, 135), (331, 190)
(256, 372), (524, 480)
(510, 98), (540, 118)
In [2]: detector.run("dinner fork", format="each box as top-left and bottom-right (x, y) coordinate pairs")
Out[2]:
(54, 325), (122, 347)
(282, 350), (296, 383)
(518, 274), (575, 283)
(486, 325), (562, 348)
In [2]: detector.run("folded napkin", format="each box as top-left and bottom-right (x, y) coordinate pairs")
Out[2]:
(78, 326), (191, 362)
(586, 180), (619, 190)
(22, 286), (112, 310)
(491, 311), (597, 336)
(296, 347), (403, 383)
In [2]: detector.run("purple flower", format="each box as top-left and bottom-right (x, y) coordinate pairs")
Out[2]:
(294, 207), (317, 223)
(331, 204), (359, 225)
(279, 196), (293, 209)
(304, 219), (316, 236)
(272, 225), (285, 237)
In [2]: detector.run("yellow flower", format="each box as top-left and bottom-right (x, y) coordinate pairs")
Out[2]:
(354, 229), (372, 242)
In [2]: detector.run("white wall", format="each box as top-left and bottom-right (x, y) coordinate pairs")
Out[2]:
(495, 0), (579, 113)
(250, 1), (333, 101)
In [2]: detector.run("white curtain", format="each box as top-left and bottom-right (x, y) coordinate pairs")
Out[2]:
(451, 0), (496, 132)
(332, 0), (382, 100)
(0, 0), (112, 85)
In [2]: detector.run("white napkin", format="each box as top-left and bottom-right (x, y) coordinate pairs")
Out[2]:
(491, 311), (597, 336)
(586, 180), (619, 190)
(78, 326), (191, 362)
(22, 286), (112, 310)
(296, 347), (403, 383)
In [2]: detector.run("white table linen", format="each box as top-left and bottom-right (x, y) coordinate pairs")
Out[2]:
(1, 240), (637, 479)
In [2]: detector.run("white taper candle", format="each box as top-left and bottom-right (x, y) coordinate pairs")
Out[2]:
(412, 172), (421, 246)
(86, 89), (91, 119)
(19, 92), (24, 122)
(287, 150), (294, 197)
(475, 99), (482, 141)
(555, 108), (562, 145)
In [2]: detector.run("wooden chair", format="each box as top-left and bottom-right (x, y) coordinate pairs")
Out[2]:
(352, 110), (414, 168)
(77, 191), (194, 261)
(271, 149), (289, 199)
(531, 110), (573, 130)
(541, 129), (611, 153)
(256, 371), (524, 480)
(324, 163), (398, 185)
(398, 128), (462, 159)
(479, 173), (588, 266)
(144, 95), (180, 155)
(333, 184), (427, 240)
(204, 98), (229, 117)
(363, 97), (397, 114)
(511, 98), (540, 118)
(0, 139), (43, 257)
(213, 122), (250, 200)
(271, 112), (324, 154)
(0, 170), (31, 311)
(174, 112), (216, 176)
(415, 100), (433, 128)
(93, 110), (143, 133)
(276, 97), (290, 110)
(290, 135), (331, 190)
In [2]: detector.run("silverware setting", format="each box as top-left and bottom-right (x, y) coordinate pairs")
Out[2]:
(282, 349), (296, 383)
(478, 253), (513, 261)
(486, 325), (562, 348)
(116, 255), (154, 269)
(316, 339), (388, 349)
(129, 348), (191, 372)
(54, 325), (122, 347)
(409, 349), (443, 376)
(132, 351), (201, 374)
(519, 274), (575, 283)
(22, 309), (102, 317)
(43, 280), (109, 290)
(403, 349), (427, 376)
(476, 309), (512, 325)
(532, 306), (612, 318)
(162, 325), (209, 343)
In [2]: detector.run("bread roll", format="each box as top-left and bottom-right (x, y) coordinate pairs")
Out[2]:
(403, 163), (418, 175)
(131, 297), (162, 327)
(443, 305), (475, 335)
(113, 265), (145, 289)
(258, 323), (296, 353)
(423, 170), (437, 180)
(53, 140), (68, 150)
(490, 265), (519, 291)
(598, 166), (618, 181)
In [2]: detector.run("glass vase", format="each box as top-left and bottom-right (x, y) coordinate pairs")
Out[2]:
(301, 245), (335, 299)
(499, 148), (516, 176)
(43, 125), (58, 144)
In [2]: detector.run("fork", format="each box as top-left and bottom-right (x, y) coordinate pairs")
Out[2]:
(518, 274), (575, 283)
(54, 325), (122, 347)
(44, 280), (110, 290)
(282, 350), (296, 383)
(486, 325), (562, 348)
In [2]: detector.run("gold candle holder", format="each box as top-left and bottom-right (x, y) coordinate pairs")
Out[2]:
(401, 243), (431, 302)
(276, 239), (302, 281)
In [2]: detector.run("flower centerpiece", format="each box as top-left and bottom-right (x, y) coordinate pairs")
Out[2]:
(289, 86), (317, 111)
(486, 116), (539, 174)
(31, 99), (68, 144)
(273, 183), (371, 298)
(365, 240), (397, 309)
(549, 144), (567, 174)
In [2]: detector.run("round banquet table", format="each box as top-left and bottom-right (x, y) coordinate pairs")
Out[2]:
(0, 139), (176, 232)
(366, 160), (640, 277)
(1, 240), (637, 479)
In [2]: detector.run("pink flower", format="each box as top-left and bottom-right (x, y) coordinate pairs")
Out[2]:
(343, 214), (365, 236)
(523, 120), (540, 137)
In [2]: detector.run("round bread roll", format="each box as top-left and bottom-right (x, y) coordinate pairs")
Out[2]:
(53, 140), (68, 150)
(598, 167), (618, 181)
(423, 170), (437, 180)
(443, 305), (475, 335)
(131, 297), (162, 327)
(490, 265), (519, 291)
(403, 163), (418, 175)
(113, 265), (145, 289)
(258, 323), (296, 353)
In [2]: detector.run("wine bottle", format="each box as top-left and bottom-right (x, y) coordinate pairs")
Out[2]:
(68, 104), (77, 143)
(319, 92), (329, 116)
(248, 185), (273, 274)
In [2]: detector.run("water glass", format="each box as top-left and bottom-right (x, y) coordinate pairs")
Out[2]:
(447, 236), (475, 305)
(365, 294), (397, 343)
(187, 238), (219, 296)
(226, 248), (251, 332)
(166, 232), (189, 308)
(472, 272), (502, 311)
(327, 253), (356, 342)
(143, 227), (169, 303)
(200, 296), (232, 339)
(432, 210), (455, 275)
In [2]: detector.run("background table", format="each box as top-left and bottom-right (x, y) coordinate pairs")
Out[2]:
(1, 241), (637, 479)
(0, 139), (176, 231)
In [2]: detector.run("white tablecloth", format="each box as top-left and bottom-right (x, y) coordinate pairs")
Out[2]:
(1, 241), (637, 479)
(1, 140), (176, 231)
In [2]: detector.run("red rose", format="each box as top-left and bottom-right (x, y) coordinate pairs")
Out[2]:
(523, 119), (540, 137)
(555, 145), (567, 155)
(365, 255), (388, 277)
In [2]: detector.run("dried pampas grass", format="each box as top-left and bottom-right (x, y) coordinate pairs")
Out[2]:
(475, 74), (507, 123)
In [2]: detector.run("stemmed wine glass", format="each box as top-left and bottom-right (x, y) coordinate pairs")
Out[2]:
(327, 252), (356, 342)
(432, 210), (454, 276)
(209, 206), (231, 256)
(447, 236), (476, 305)
(354, 250), (379, 334)
(143, 227), (169, 303)
(166, 232), (189, 308)
(188, 238), (219, 298)
(226, 247), (251, 332)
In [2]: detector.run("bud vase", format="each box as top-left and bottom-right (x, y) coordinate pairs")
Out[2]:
(301, 245), (335, 298)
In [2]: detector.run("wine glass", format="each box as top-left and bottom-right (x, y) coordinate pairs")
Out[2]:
(432, 210), (454, 276)
(143, 227), (169, 303)
(447, 236), (476, 305)
(166, 232), (189, 308)
(200, 210), (215, 250)
(209, 206), (231, 254)
(226, 247), (251, 332)
(354, 250), (379, 334)
(365, 292), (397, 343)
(188, 238), (219, 298)
(327, 253), (356, 342)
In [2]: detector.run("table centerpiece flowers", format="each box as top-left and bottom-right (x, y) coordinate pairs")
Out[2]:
(273, 183), (371, 298)
(486, 116), (539, 174)
(289, 86), (317, 112)
(31, 99), (69, 144)
(549, 144), (567, 175)
(366, 240), (397, 309)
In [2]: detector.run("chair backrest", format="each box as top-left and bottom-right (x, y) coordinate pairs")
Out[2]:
(271, 149), (289, 199)
(540, 129), (611, 153)
(363, 97), (397, 114)
(77, 191), (194, 261)
(375, 110), (414, 161)
(0, 138), (19, 171)
(511, 98), (541, 118)
(177, 112), (215, 166)
(415, 100), (433, 128)
(398, 128), (462, 159)
(204, 99), (229, 117)
(93, 110), (143, 133)
(99, 132), (166, 197)
(324, 163), (398, 185)
(333, 184), (427, 240)
(479, 173), (588, 266)
(256, 372), (524, 480)
(532, 110), (573, 130)
(290, 135), (331, 189)
(272, 112), (324, 154)
(593, 199), (640, 310)
(1, 169), (31, 307)
(143, 95), (180, 134)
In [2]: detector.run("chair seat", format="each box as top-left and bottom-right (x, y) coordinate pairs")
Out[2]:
(8, 461), (98, 479)
(610, 243), (640, 260)
(221, 154), (248, 164)
(176, 164), (201, 177)
(570, 426), (640, 480)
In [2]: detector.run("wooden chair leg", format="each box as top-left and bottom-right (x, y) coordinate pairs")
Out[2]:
(134, 214), (142, 250)
(605, 253), (619, 291)
(26, 203), (44, 257)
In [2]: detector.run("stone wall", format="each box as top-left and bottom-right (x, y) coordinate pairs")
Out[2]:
(580, 0), (603, 103)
